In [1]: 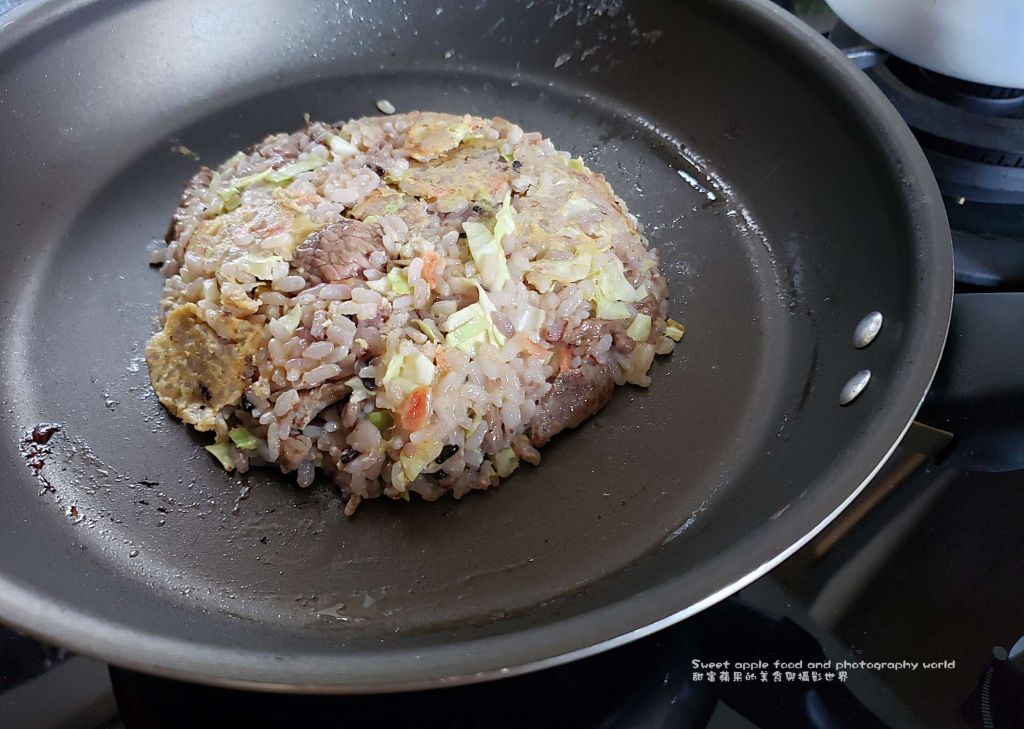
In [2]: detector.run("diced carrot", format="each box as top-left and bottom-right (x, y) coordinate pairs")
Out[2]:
(423, 250), (440, 288)
(435, 347), (450, 373)
(400, 385), (432, 431)
(557, 346), (573, 373)
(522, 337), (552, 362)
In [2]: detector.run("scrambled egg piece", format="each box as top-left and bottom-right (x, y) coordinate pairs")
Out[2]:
(400, 112), (487, 162)
(145, 303), (263, 431)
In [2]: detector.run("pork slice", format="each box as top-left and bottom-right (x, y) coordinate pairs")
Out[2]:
(293, 381), (351, 429)
(292, 218), (386, 285)
(528, 364), (615, 447)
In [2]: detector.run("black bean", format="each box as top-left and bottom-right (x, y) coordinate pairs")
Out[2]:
(428, 470), (448, 480)
(240, 395), (254, 412)
(361, 377), (377, 391)
(435, 444), (460, 464)
(339, 449), (359, 464)
(512, 159), (522, 171)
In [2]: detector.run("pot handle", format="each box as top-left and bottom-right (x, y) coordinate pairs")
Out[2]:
(917, 292), (1024, 472)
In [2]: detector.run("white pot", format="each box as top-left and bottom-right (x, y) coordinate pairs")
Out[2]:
(826, 0), (1024, 89)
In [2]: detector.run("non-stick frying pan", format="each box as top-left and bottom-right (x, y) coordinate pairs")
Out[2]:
(0, 0), (951, 691)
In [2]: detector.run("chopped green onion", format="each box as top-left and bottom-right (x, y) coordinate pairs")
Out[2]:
(568, 157), (586, 172)
(387, 268), (412, 295)
(665, 318), (685, 342)
(204, 443), (235, 471)
(492, 447), (519, 478)
(626, 313), (652, 342)
(228, 427), (259, 450)
(466, 413), (484, 438)
(368, 409), (394, 431)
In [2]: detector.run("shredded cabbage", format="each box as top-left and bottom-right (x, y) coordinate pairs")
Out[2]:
(277, 305), (302, 335)
(205, 443), (235, 471)
(517, 305), (545, 339)
(492, 447), (519, 478)
(213, 156), (329, 211)
(364, 276), (390, 294)
(400, 441), (444, 483)
(202, 278), (220, 304)
(525, 253), (592, 292)
(626, 313), (652, 341)
(561, 197), (598, 218)
(585, 254), (645, 320)
(568, 157), (587, 172)
(235, 253), (287, 281)
(382, 351), (435, 398)
(463, 192), (513, 291)
(382, 354), (405, 384)
(345, 376), (372, 403)
(228, 427), (259, 450)
(326, 133), (360, 159)
(442, 284), (506, 353)
(466, 411), (484, 438)
(217, 186), (242, 212)
(406, 352), (436, 385)
(665, 318), (685, 341)
(414, 319), (440, 342)
(443, 310), (490, 352)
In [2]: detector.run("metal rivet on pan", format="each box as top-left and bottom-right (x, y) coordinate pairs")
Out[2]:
(839, 369), (872, 406)
(853, 311), (883, 348)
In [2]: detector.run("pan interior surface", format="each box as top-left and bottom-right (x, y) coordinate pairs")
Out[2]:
(0, 0), (951, 689)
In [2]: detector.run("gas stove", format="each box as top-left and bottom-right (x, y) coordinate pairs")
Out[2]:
(2, 2), (1022, 728)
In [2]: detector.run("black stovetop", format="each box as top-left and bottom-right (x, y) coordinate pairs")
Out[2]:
(2, 2), (1022, 728)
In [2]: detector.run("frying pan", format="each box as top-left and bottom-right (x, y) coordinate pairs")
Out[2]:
(0, 0), (951, 691)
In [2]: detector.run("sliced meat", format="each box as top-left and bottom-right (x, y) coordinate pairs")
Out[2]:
(145, 303), (263, 432)
(565, 319), (635, 355)
(293, 381), (350, 429)
(292, 218), (386, 285)
(166, 167), (213, 242)
(634, 293), (667, 320)
(528, 364), (615, 447)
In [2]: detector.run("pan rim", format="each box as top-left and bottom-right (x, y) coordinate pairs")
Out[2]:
(0, 0), (954, 692)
